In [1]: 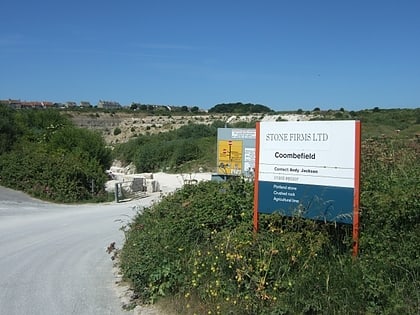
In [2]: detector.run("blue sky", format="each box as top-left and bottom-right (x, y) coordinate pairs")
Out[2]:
(1, 0), (419, 111)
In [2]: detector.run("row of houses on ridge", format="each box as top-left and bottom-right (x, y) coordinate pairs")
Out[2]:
(1, 99), (202, 112)
(0, 99), (122, 110)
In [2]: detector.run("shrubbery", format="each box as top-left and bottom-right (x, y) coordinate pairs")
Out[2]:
(113, 123), (218, 173)
(120, 137), (419, 314)
(0, 105), (20, 154)
(0, 106), (112, 202)
(208, 102), (273, 114)
(114, 127), (122, 136)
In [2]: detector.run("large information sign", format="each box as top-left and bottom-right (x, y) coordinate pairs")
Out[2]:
(254, 121), (361, 225)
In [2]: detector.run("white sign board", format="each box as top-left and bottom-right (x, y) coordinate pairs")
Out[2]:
(258, 120), (357, 188)
(254, 120), (361, 225)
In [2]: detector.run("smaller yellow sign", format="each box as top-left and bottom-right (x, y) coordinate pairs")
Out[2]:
(217, 140), (243, 175)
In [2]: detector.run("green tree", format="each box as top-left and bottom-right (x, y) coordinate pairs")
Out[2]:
(130, 103), (138, 110)
(47, 126), (112, 170)
(208, 102), (273, 113)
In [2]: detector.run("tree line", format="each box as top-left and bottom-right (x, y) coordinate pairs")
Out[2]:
(208, 102), (273, 113)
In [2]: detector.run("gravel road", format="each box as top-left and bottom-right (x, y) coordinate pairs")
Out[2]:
(0, 186), (159, 315)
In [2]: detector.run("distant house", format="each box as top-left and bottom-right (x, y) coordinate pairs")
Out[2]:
(1, 100), (55, 109)
(54, 102), (66, 109)
(97, 100), (122, 109)
(41, 101), (54, 108)
(80, 101), (92, 108)
(65, 101), (78, 108)
(0, 99), (22, 109)
(22, 101), (54, 109)
(22, 101), (43, 109)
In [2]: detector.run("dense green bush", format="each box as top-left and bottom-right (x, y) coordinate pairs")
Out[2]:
(47, 126), (112, 169)
(0, 105), (20, 154)
(13, 108), (71, 142)
(113, 123), (218, 172)
(208, 102), (273, 114)
(0, 143), (108, 202)
(120, 137), (419, 314)
(120, 179), (255, 302)
(0, 107), (112, 202)
(114, 127), (122, 135)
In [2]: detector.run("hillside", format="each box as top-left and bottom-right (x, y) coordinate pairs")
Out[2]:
(65, 108), (419, 145)
(65, 111), (315, 145)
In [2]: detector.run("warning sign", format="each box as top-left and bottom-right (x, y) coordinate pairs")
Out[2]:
(217, 140), (243, 175)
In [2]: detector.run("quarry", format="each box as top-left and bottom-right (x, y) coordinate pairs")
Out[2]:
(67, 111), (314, 145)
(66, 111), (314, 199)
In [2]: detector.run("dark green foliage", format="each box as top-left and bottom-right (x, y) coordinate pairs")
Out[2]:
(209, 120), (227, 129)
(133, 138), (203, 173)
(231, 120), (256, 128)
(47, 126), (112, 169)
(130, 103), (139, 110)
(120, 179), (255, 302)
(0, 109), (112, 202)
(120, 138), (419, 314)
(113, 123), (218, 172)
(0, 105), (20, 154)
(13, 108), (71, 142)
(114, 127), (122, 135)
(208, 102), (273, 114)
(0, 143), (108, 202)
